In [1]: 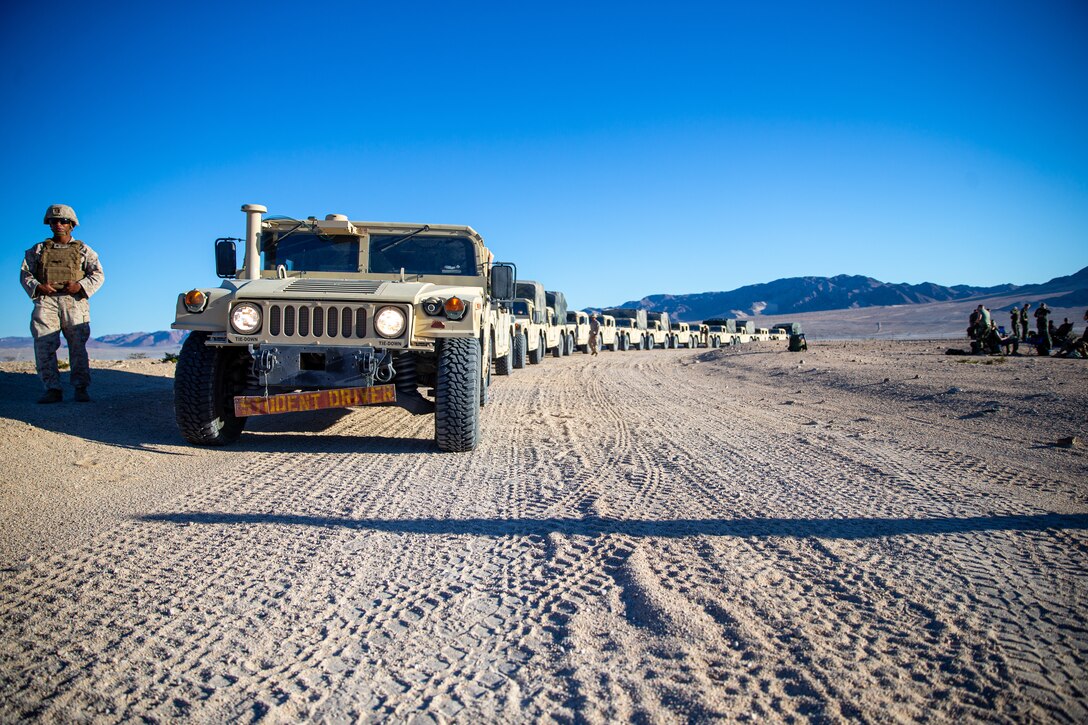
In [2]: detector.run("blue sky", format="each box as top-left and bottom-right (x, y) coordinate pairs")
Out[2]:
(3, 0), (1086, 337)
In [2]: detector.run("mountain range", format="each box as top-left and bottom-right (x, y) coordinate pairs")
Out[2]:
(620, 266), (1088, 321)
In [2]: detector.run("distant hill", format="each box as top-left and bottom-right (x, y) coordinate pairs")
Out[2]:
(617, 266), (1088, 321)
(0, 330), (188, 352)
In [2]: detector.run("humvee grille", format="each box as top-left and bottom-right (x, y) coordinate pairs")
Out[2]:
(268, 303), (369, 340)
(284, 279), (383, 294)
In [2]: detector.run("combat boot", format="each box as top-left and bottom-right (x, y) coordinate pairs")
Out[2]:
(74, 387), (91, 403)
(37, 389), (63, 404)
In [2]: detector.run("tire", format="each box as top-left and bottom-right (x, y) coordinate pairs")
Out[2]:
(552, 335), (562, 358)
(711, 337), (720, 348)
(495, 335), (514, 376)
(529, 334), (544, 365)
(619, 335), (628, 351)
(480, 339), (491, 408)
(435, 337), (481, 452)
(512, 332), (527, 369)
(174, 331), (249, 445)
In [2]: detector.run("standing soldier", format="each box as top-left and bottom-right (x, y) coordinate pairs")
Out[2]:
(19, 204), (105, 403)
(1034, 302), (1051, 355)
(1020, 304), (1030, 341)
(588, 312), (601, 356)
(1010, 305), (1021, 339)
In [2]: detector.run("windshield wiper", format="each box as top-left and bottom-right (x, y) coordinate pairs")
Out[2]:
(375, 225), (431, 253)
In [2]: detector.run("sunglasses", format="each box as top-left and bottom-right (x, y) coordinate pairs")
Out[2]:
(49, 218), (73, 225)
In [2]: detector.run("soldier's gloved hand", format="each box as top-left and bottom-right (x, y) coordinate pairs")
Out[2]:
(36, 282), (58, 296)
(63, 281), (83, 294)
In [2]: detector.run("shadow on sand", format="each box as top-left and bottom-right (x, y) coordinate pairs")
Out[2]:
(0, 367), (411, 453)
(137, 511), (1088, 540)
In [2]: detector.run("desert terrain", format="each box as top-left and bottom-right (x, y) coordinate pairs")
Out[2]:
(1, 340), (1086, 722)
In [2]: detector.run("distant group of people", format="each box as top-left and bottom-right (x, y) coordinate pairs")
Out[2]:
(968, 302), (1088, 358)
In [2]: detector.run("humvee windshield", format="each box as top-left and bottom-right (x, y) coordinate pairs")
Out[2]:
(615, 319), (637, 328)
(262, 233), (361, 273)
(368, 234), (477, 276)
(511, 301), (531, 316)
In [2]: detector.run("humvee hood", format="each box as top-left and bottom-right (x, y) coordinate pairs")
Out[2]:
(231, 278), (482, 304)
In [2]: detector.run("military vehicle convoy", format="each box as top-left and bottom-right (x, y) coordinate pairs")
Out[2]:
(172, 204), (515, 452)
(172, 206), (803, 455)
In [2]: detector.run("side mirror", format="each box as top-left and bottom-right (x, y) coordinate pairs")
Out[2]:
(491, 262), (516, 301)
(215, 238), (239, 279)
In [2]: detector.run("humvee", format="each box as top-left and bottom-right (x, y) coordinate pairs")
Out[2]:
(604, 308), (648, 350)
(566, 310), (592, 353)
(702, 318), (735, 348)
(512, 280), (549, 366)
(172, 204), (515, 453)
(673, 322), (697, 348)
(597, 314), (619, 351)
(645, 311), (672, 349)
(545, 290), (573, 357)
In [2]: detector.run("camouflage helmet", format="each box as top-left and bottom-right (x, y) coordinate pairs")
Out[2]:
(43, 204), (79, 226)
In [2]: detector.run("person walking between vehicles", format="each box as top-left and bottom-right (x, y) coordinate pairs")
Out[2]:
(19, 204), (105, 403)
(588, 312), (600, 356)
(1034, 302), (1051, 355)
(1010, 306), (1021, 339)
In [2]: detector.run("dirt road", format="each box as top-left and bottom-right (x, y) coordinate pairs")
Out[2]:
(1, 342), (1086, 722)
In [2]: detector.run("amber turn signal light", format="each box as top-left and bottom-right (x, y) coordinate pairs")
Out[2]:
(443, 296), (466, 320)
(183, 289), (208, 313)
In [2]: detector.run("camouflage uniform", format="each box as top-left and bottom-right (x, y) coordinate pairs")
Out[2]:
(588, 314), (600, 356)
(20, 239), (105, 393)
(1010, 306), (1021, 339)
(1034, 304), (1051, 354)
(1019, 305), (1030, 340)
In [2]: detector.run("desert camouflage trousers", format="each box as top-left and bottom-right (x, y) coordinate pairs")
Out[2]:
(31, 294), (92, 390)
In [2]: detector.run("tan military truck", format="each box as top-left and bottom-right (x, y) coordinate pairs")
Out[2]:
(702, 318), (735, 348)
(673, 322), (698, 348)
(172, 204), (516, 452)
(597, 313), (619, 351)
(545, 290), (573, 357)
(566, 310), (592, 353)
(513, 280), (548, 366)
(604, 308), (648, 350)
(645, 311), (673, 349)
(689, 322), (709, 348)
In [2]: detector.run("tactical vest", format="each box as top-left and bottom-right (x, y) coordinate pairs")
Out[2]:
(38, 240), (84, 285)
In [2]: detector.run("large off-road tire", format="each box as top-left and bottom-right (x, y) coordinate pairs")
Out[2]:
(551, 337), (562, 358)
(480, 338), (491, 408)
(619, 335), (629, 351)
(711, 336), (720, 348)
(174, 331), (249, 445)
(512, 332), (527, 369)
(529, 334), (544, 365)
(495, 336), (514, 376)
(435, 337), (481, 452)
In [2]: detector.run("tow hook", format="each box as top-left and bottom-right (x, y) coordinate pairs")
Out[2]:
(253, 348), (278, 375)
(376, 354), (396, 383)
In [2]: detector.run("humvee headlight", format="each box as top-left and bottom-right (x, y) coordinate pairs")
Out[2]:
(230, 302), (262, 334)
(374, 306), (406, 338)
(443, 296), (467, 321)
(422, 297), (443, 316)
(183, 289), (208, 313)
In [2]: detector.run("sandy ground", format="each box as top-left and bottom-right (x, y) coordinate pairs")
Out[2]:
(1, 341), (1086, 723)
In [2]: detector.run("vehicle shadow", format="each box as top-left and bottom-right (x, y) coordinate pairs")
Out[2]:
(0, 367), (360, 453)
(136, 511), (1088, 540)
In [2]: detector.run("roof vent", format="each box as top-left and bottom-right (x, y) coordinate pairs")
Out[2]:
(325, 214), (348, 221)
